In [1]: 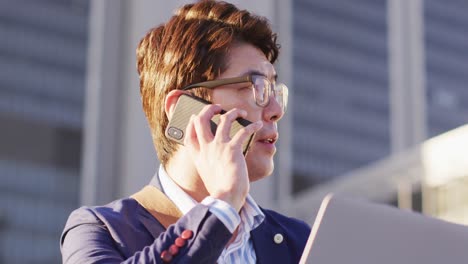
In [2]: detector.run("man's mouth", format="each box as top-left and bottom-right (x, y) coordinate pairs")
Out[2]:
(259, 138), (276, 144)
(257, 134), (278, 144)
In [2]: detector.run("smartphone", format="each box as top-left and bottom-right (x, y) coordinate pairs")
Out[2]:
(165, 94), (255, 155)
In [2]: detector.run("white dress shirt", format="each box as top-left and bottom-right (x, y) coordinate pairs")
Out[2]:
(158, 165), (265, 263)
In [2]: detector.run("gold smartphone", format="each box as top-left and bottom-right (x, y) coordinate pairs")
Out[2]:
(165, 94), (255, 155)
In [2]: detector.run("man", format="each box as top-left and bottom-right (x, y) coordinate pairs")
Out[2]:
(61, 1), (310, 263)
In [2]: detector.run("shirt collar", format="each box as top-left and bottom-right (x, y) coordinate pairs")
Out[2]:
(158, 165), (197, 214)
(242, 194), (265, 232)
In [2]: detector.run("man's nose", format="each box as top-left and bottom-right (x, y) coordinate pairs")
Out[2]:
(263, 95), (284, 122)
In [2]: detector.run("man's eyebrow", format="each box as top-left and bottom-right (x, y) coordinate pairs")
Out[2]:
(240, 70), (278, 81)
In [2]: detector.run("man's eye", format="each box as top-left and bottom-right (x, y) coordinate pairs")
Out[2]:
(238, 85), (251, 91)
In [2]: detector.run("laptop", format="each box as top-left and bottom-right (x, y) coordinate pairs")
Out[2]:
(300, 194), (468, 264)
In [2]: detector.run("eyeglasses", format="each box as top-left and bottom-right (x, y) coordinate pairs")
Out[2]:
(182, 74), (289, 112)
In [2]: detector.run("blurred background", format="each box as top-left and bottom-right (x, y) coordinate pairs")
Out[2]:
(1, 0), (467, 263)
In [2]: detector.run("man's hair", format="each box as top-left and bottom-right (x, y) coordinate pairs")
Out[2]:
(136, 0), (280, 166)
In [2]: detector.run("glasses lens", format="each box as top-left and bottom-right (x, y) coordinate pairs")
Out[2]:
(252, 76), (270, 107)
(251, 75), (288, 112)
(275, 83), (288, 112)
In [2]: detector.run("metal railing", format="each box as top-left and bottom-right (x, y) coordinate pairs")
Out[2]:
(287, 124), (468, 225)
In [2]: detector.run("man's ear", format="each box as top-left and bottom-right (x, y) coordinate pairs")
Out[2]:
(164, 90), (187, 119)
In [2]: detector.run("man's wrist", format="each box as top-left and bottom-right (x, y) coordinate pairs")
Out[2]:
(210, 191), (246, 212)
(201, 196), (241, 233)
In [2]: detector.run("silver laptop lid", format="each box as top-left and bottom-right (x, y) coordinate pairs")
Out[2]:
(301, 194), (468, 264)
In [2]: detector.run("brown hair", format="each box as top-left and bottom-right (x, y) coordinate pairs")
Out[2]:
(136, 0), (280, 165)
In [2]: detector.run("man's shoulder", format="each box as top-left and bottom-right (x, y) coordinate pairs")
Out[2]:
(63, 197), (148, 234)
(257, 207), (311, 259)
(260, 207), (311, 236)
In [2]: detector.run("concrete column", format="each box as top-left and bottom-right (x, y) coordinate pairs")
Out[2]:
(388, 0), (427, 153)
(80, 0), (123, 205)
(116, 0), (187, 197)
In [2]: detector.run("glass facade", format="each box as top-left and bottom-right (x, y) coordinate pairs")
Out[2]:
(292, 0), (390, 193)
(0, 1), (89, 263)
(425, 0), (468, 137)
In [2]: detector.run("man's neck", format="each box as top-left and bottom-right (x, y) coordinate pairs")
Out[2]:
(164, 150), (209, 203)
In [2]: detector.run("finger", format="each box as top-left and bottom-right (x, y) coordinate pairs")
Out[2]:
(193, 104), (223, 144)
(216, 109), (247, 142)
(231, 120), (263, 148)
(184, 115), (200, 152)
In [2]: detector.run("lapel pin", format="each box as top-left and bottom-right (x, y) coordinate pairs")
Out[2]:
(274, 233), (284, 244)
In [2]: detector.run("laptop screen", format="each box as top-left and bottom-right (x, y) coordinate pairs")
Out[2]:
(300, 194), (468, 264)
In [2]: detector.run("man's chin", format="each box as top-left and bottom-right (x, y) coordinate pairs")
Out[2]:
(246, 147), (276, 180)
(247, 161), (275, 182)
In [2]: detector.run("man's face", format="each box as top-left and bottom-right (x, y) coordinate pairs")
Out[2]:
(211, 43), (284, 182)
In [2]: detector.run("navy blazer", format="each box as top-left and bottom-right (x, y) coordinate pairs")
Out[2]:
(60, 176), (310, 263)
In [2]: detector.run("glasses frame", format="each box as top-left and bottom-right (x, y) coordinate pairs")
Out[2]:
(182, 74), (288, 111)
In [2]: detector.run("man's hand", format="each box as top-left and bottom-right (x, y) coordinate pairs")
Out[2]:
(184, 104), (262, 211)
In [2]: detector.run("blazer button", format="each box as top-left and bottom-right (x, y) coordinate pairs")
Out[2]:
(175, 237), (186, 247)
(169, 244), (179, 255)
(181, 230), (193, 240)
(274, 233), (284, 244)
(161, 250), (173, 263)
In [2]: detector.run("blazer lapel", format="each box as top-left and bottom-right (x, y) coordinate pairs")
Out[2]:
(251, 220), (290, 264)
(136, 206), (166, 240)
(133, 174), (180, 239)
(131, 185), (182, 228)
